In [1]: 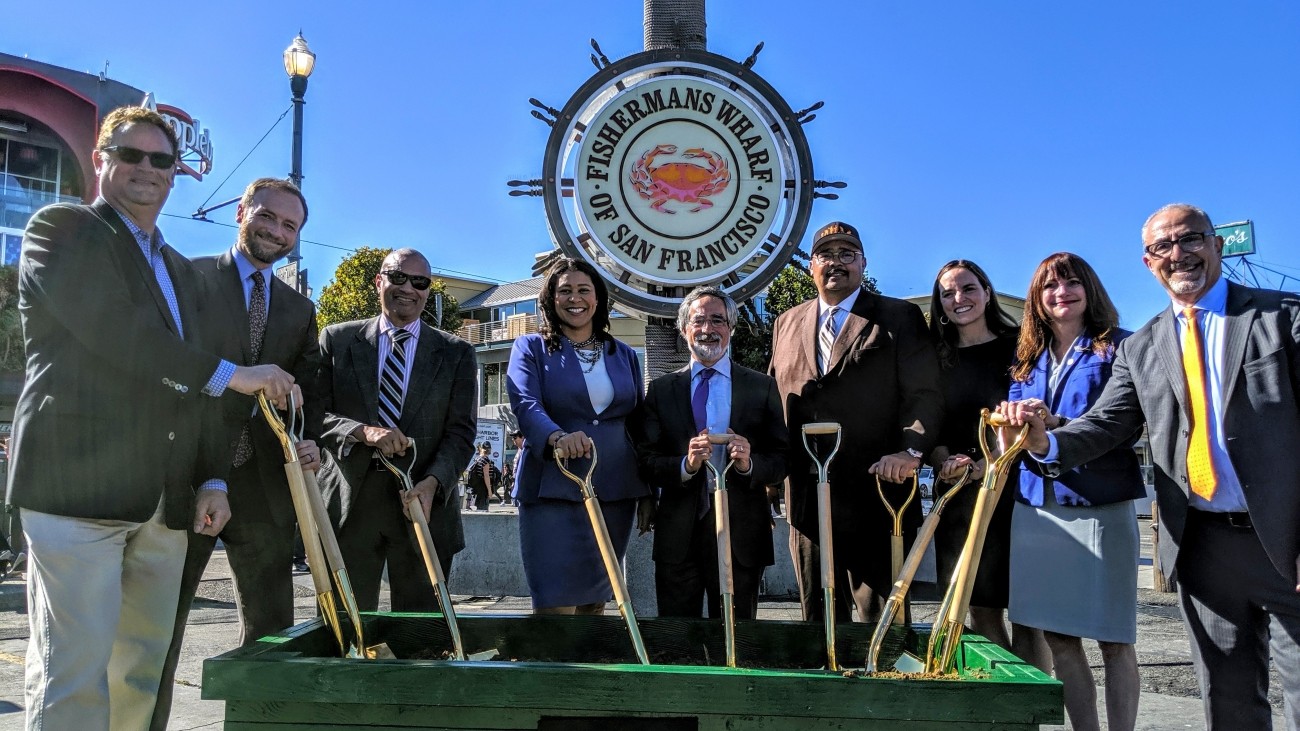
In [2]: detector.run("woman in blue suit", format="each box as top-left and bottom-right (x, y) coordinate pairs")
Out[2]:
(1007, 252), (1144, 731)
(507, 258), (651, 614)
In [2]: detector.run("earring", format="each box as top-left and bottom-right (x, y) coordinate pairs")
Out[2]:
(939, 316), (951, 325)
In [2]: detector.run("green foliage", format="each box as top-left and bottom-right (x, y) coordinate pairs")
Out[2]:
(730, 256), (878, 372)
(0, 266), (22, 372)
(315, 246), (463, 332)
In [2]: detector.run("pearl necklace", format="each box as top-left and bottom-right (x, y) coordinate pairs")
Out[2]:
(569, 335), (603, 373)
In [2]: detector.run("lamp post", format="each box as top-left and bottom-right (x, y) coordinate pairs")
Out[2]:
(283, 32), (316, 269)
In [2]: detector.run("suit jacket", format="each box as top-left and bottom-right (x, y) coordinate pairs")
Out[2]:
(1054, 283), (1300, 583)
(192, 250), (322, 527)
(1010, 333), (1145, 507)
(768, 289), (943, 542)
(507, 333), (649, 504)
(316, 317), (478, 554)
(636, 362), (789, 568)
(8, 200), (226, 529)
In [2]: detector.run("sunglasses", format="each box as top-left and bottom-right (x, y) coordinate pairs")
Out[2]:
(380, 270), (432, 291)
(100, 145), (177, 170)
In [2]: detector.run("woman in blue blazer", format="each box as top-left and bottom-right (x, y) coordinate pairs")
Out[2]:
(1007, 253), (1144, 731)
(507, 258), (650, 613)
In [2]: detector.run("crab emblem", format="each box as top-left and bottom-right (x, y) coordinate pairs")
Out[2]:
(629, 144), (731, 213)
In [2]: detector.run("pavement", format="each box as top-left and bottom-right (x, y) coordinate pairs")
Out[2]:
(0, 516), (1283, 730)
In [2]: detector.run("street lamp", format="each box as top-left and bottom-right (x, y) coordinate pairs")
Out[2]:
(283, 32), (315, 266)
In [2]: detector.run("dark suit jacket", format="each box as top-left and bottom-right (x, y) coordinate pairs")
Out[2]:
(1010, 332), (1145, 507)
(192, 250), (321, 527)
(636, 362), (789, 568)
(315, 317), (477, 554)
(1054, 283), (1300, 583)
(8, 200), (226, 529)
(768, 289), (943, 543)
(507, 333), (650, 504)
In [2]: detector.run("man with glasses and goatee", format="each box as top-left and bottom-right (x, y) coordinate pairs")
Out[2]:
(314, 248), (477, 611)
(9, 106), (295, 729)
(768, 221), (942, 626)
(152, 177), (322, 731)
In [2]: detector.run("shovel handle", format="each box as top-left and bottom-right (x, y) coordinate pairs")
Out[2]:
(406, 493), (466, 660)
(583, 495), (649, 665)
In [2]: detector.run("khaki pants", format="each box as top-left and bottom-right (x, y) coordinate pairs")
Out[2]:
(22, 502), (185, 731)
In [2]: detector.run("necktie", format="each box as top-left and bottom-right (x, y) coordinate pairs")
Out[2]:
(379, 328), (413, 428)
(692, 367), (716, 433)
(818, 306), (839, 375)
(1182, 307), (1217, 500)
(149, 241), (184, 338)
(233, 272), (269, 468)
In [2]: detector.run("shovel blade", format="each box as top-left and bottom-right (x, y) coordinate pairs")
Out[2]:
(893, 650), (925, 674)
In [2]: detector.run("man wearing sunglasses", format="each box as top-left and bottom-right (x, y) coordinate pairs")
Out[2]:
(768, 221), (942, 625)
(8, 106), (296, 729)
(1002, 203), (1300, 730)
(152, 178), (323, 730)
(315, 248), (478, 611)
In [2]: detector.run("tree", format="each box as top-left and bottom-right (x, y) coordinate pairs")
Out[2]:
(730, 253), (878, 372)
(315, 246), (462, 332)
(0, 265), (23, 372)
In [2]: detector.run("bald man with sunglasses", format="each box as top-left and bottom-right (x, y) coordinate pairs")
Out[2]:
(314, 248), (478, 610)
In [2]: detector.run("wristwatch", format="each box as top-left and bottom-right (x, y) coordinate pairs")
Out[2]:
(905, 448), (924, 461)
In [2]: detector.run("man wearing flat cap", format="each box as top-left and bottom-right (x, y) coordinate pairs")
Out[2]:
(769, 221), (943, 623)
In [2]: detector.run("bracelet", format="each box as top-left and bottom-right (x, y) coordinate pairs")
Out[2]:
(1055, 415), (1069, 428)
(549, 430), (568, 447)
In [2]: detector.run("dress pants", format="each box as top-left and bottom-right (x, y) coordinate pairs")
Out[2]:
(151, 461), (296, 731)
(655, 507), (763, 620)
(337, 468), (454, 612)
(791, 526), (903, 624)
(1178, 512), (1300, 730)
(22, 501), (185, 731)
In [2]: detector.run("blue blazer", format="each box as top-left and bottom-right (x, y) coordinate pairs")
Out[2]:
(507, 333), (650, 503)
(1010, 332), (1145, 507)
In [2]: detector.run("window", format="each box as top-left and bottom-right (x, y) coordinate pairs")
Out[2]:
(481, 362), (507, 406)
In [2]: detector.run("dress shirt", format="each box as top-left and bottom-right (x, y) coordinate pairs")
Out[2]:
(111, 206), (235, 398)
(680, 356), (750, 483)
(377, 315), (421, 399)
(1037, 277), (1246, 512)
(817, 287), (861, 342)
(232, 247), (272, 316)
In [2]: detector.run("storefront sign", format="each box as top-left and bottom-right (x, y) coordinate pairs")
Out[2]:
(143, 95), (213, 180)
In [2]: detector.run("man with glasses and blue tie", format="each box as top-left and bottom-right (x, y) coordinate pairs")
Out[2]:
(768, 221), (942, 625)
(315, 248), (478, 611)
(9, 106), (296, 729)
(1001, 203), (1300, 730)
(637, 286), (788, 619)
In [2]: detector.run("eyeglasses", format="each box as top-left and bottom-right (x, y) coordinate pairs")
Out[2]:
(100, 145), (177, 170)
(688, 314), (731, 328)
(1144, 232), (1213, 259)
(812, 249), (860, 265)
(380, 270), (432, 290)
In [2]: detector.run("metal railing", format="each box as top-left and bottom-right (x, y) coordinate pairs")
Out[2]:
(457, 313), (538, 345)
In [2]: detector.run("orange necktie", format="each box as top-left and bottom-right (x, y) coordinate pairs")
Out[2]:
(1182, 307), (1217, 500)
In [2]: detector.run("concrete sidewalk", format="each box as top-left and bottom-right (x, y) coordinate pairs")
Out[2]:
(0, 518), (1282, 730)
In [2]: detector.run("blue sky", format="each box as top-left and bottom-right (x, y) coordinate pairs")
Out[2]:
(9, 1), (1298, 325)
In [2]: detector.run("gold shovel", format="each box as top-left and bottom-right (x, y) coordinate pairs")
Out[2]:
(556, 443), (650, 665)
(925, 410), (1030, 673)
(701, 432), (738, 668)
(377, 438), (467, 661)
(801, 422), (842, 671)
(258, 393), (395, 660)
(877, 471), (919, 608)
(866, 465), (973, 672)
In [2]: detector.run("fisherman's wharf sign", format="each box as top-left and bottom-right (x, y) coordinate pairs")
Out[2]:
(542, 49), (814, 316)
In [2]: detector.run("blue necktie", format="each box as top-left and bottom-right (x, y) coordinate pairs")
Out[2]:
(692, 367), (716, 433)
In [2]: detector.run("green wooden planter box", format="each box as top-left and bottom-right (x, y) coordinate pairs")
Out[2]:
(203, 614), (1062, 730)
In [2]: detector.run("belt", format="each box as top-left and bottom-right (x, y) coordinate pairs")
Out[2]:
(1193, 510), (1253, 530)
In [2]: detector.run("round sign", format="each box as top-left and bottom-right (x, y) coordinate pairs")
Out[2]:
(543, 49), (814, 317)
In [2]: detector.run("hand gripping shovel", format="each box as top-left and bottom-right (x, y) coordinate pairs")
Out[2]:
(702, 433), (738, 668)
(801, 422), (842, 671)
(556, 444), (650, 665)
(866, 465), (974, 673)
(376, 438), (471, 661)
(258, 393), (395, 660)
(925, 410), (1031, 673)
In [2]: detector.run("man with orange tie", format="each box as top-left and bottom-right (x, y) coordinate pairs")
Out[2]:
(1001, 203), (1300, 730)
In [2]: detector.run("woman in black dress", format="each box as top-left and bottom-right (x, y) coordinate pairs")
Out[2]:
(927, 259), (1047, 669)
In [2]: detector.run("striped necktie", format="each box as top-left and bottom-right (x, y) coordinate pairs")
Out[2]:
(378, 328), (412, 428)
(818, 306), (839, 375)
(1182, 307), (1217, 500)
(232, 272), (269, 468)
